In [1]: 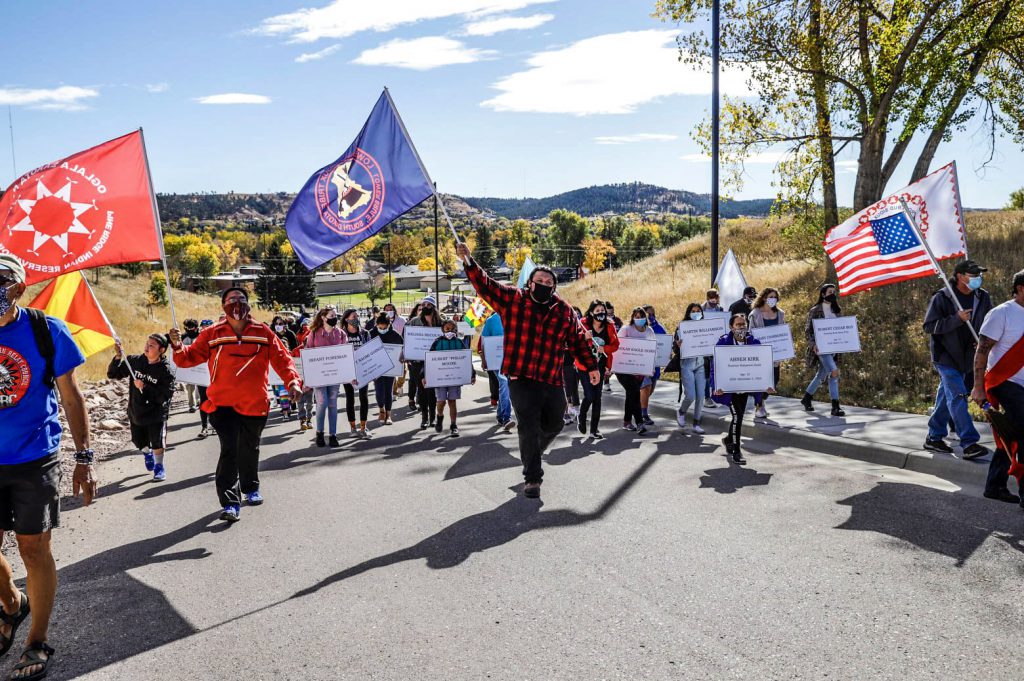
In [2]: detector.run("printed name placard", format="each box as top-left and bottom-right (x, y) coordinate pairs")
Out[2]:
(403, 326), (442, 361)
(610, 337), (658, 377)
(812, 316), (861, 355)
(750, 324), (796, 362)
(352, 337), (395, 386)
(299, 344), (355, 388)
(713, 344), (775, 393)
(424, 349), (475, 388)
(654, 334), (674, 367)
(382, 344), (405, 377)
(677, 318), (729, 358)
(702, 310), (731, 321)
(481, 335), (504, 371)
(267, 359), (304, 388)
(170, 357), (211, 387)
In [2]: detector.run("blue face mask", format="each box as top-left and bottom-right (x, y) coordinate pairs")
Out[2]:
(633, 318), (647, 328)
(968, 276), (983, 291)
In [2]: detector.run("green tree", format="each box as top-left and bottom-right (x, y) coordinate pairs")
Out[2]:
(474, 223), (497, 271)
(1008, 188), (1024, 210)
(547, 209), (588, 267)
(366, 274), (390, 307)
(179, 242), (220, 290)
(147, 273), (168, 306)
(656, 0), (1024, 226)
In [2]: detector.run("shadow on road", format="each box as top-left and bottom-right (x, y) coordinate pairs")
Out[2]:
(698, 466), (773, 494)
(835, 481), (1024, 567)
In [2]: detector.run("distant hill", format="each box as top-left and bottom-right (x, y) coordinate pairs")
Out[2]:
(154, 182), (775, 226)
(461, 182), (776, 219)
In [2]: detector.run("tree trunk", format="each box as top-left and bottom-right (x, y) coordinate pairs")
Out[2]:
(853, 127), (887, 210)
(809, 0), (839, 231)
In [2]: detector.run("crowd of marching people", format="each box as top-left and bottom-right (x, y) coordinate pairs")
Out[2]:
(1, 246), (1023, 680)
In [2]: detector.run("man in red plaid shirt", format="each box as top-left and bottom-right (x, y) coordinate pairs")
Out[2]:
(458, 242), (600, 498)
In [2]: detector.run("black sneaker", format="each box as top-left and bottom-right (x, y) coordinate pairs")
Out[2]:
(577, 419), (587, 435)
(923, 439), (954, 454)
(983, 489), (1020, 503)
(435, 415), (444, 433)
(591, 431), (604, 440)
(328, 435), (340, 447)
(642, 415), (655, 426)
(731, 450), (747, 465)
(523, 482), (541, 498)
(721, 435), (736, 455)
(315, 432), (326, 447)
(961, 443), (989, 460)
(451, 425), (460, 438)
(420, 419), (428, 430)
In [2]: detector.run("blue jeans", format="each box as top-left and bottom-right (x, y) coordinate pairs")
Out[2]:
(679, 358), (705, 423)
(927, 363), (979, 447)
(495, 372), (512, 424)
(807, 353), (840, 400)
(985, 381), (1024, 494)
(315, 385), (340, 435)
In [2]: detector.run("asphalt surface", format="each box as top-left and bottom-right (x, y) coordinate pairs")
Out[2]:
(4, 379), (1023, 681)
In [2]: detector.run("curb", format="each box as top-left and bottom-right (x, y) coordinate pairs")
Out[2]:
(474, 367), (989, 488)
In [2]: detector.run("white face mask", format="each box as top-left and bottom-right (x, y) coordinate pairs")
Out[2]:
(386, 311), (395, 319)
(767, 297), (778, 308)
(444, 331), (456, 339)
(274, 324), (285, 333)
(690, 312), (703, 321)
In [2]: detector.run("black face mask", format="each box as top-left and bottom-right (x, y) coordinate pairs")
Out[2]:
(326, 317), (338, 327)
(421, 307), (434, 317)
(824, 294), (837, 304)
(594, 313), (607, 321)
(531, 283), (554, 303)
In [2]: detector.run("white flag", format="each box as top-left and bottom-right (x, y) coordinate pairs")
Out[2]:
(517, 254), (538, 288)
(826, 161), (967, 260)
(714, 249), (748, 308)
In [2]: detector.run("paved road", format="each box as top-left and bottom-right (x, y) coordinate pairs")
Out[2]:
(5, 380), (1023, 680)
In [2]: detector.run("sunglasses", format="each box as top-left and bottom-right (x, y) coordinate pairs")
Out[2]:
(0, 274), (18, 287)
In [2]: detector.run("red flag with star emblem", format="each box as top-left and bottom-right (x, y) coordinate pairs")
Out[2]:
(0, 130), (163, 284)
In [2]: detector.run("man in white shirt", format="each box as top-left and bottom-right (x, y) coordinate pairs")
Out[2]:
(971, 269), (1024, 504)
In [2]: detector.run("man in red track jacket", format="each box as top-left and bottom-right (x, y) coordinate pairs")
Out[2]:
(457, 242), (599, 499)
(170, 287), (301, 522)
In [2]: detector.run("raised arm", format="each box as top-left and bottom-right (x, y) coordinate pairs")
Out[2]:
(170, 326), (211, 368)
(456, 242), (516, 315)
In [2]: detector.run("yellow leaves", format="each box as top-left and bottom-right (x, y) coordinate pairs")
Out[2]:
(418, 257), (436, 272)
(506, 246), (533, 271)
(582, 237), (616, 273)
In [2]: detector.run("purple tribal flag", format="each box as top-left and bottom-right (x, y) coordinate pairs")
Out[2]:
(285, 89), (435, 270)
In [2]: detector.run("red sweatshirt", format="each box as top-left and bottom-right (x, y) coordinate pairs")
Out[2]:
(173, 318), (301, 417)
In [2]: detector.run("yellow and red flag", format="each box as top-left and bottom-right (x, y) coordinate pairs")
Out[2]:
(463, 296), (492, 329)
(28, 271), (116, 357)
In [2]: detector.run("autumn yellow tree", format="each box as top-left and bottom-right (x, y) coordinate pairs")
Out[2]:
(505, 245), (533, 271)
(581, 238), (616, 273)
(417, 257), (436, 272)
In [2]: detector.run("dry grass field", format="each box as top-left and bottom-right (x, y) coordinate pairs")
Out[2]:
(562, 210), (1024, 414)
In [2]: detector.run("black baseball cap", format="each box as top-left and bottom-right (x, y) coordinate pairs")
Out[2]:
(743, 286), (757, 297)
(953, 260), (987, 276)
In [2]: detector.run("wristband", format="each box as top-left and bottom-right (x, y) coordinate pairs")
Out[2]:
(74, 449), (95, 465)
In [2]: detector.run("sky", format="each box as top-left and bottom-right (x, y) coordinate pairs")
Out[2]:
(2, 0), (1021, 208)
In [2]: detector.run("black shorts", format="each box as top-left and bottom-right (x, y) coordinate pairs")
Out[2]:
(131, 421), (167, 451)
(0, 452), (61, 535)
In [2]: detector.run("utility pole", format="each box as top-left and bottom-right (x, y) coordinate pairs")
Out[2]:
(710, 0), (721, 286)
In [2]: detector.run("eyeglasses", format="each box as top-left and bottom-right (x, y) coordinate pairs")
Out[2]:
(0, 273), (17, 287)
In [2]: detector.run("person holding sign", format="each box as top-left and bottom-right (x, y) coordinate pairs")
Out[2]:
(748, 287), (785, 419)
(107, 335), (176, 482)
(711, 314), (774, 464)
(305, 307), (346, 448)
(702, 289), (725, 409)
(169, 287), (301, 523)
(675, 303), (707, 434)
(617, 307), (656, 435)
(577, 300), (619, 439)
(408, 297), (442, 429)
(458, 242), (599, 499)
(922, 260), (992, 459)
(640, 305), (668, 426)
(370, 313), (403, 425)
(427, 319), (474, 437)
(800, 283), (846, 417)
(341, 309), (372, 440)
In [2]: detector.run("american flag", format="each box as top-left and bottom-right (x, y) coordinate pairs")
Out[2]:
(824, 211), (937, 295)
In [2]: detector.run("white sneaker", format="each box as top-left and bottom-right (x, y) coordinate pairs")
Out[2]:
(755, 405), (768, 419)
(703, 398), (717, 409)
(676, 411), (688, 428)
(693, 424), (706, 434)
(504, 420), (517, 432)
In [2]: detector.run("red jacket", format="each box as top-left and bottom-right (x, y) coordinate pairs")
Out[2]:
(173, 318), (301, 417)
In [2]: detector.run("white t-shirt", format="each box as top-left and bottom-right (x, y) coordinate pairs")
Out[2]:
(979, 299), (1024, 387)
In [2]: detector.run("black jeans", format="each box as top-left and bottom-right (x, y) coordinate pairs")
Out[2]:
(728, 393), (751, 447)
(487, 370), (500, 402)
(578, 369), (603, 434)
(616, 374), (644, 426)
(374, 376), (395, 411)
(198, 386), (209, 428)
(344, 383), (369, 423)
(419, 377), (437, 423)
(509, 378), (566, 483)
(985, 381), (1024, 494)
(408, 362), (422, 405)
(208, 407), (268, 507)
(563, 364), (580, 406)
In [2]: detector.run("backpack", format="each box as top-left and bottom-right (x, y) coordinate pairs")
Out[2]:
(26, 308), (56, 389)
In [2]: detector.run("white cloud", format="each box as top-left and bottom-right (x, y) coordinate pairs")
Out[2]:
(255, 0), (556, 43)
(145, 83), (169, 93)
(296, 45), (342, 63)
(595, 133), (678, 145)
(354, 37), (496, 70)
(463, 13), (553, 36)
(0, 86), (98, 111)
(837, 159), (859, 174)
(195, 93), (272, 105)
(482, 29), (751, 115)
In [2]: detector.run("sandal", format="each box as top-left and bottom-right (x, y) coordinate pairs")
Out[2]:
(0, 592), (29, 657)
(10, 641), (53, 681)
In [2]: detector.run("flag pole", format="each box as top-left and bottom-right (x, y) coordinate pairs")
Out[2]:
(80, 271), (136, 379)
(950, 161), (969, 258)
(138, 127), (178, 328)
(899, 198), (979, 342)
(383, 88), (460, 244)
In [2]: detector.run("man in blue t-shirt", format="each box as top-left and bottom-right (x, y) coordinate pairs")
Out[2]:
(0, 254), (94, 681)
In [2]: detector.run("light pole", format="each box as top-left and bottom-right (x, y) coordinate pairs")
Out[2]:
(710, 0), (720, 286)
